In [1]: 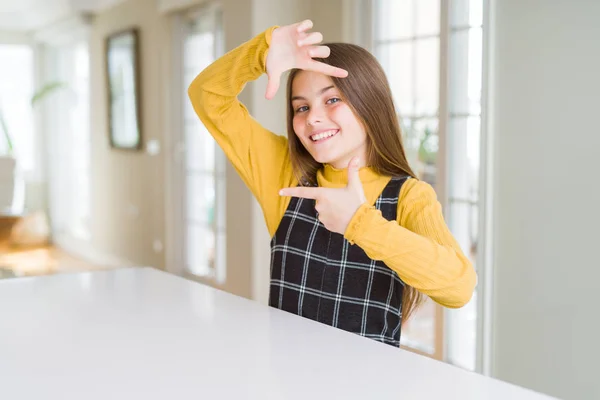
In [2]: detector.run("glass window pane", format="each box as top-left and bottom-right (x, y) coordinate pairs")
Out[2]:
(184, 32), (216, 123)
(375, 0), (413, 40)
(400, 117), (418, 168)
(469, 0), (483, 27)
(184, 32), (215, 71)
(415, 37), (439, 115)
(448, 116), (480, 201)
(446, 290), (477, 370)
(450, 0), (483, 28)
(185, 123), (215, 172)
(467, 28), (483, 111)
(186, 224), (215, 277)
(405, 118), (438, 185)
(69, 44), (92, 238)
(449, 27), (482, 115)
(0, 45), (34, 171)
(401, 296), (436, 354)
(448, 200), (478, 266)
(415, 0), (440, 37)
(376, 42), (414, 116)
(186, 174), (215, 225)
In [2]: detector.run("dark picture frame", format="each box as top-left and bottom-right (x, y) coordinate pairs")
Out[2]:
(105, 27), (142, 150)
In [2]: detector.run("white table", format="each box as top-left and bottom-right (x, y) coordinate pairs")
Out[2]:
(0, 267), (559, 400)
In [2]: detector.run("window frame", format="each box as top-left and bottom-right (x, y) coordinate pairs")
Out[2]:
(166, 2), (228, 288)
(364, 0), (489, 372)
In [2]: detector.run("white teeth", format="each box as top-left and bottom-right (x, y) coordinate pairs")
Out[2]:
(311, 130), (338, 141)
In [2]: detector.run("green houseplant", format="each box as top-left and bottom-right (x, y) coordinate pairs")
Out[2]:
(0, 81), (66, 155)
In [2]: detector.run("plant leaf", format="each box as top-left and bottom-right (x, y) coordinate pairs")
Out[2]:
(31, 81), (67, 107)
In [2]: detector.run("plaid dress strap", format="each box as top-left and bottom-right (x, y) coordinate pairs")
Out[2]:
(269, 176), (409, 347)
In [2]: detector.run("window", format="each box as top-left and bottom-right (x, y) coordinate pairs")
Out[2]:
(46, 41), (91, 241)
(181, 5), (226, 283)
(374, 0), (441, 190)
(67, 43), (92, 239)
(0, 44), (34, 172)
(372, 0), (484, 370)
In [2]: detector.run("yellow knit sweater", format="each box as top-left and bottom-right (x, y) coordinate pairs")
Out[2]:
(188, 27), (476, 308)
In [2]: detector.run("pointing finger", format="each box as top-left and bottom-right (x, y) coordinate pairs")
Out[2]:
(307, 60), (348, 78)
(279, 186), (323, 200)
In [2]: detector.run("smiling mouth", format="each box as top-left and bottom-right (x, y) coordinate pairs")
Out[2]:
(310, 129), (339, 142)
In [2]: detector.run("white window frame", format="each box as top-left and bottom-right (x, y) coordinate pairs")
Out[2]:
(166, 2), (227, 288)
(476, 0), (493, 377)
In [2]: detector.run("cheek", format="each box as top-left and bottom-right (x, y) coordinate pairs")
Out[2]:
(331, 105), (365, 137)
(292, 115), (306, 137)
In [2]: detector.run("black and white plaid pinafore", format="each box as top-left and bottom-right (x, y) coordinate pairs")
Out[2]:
(269, 176), (408, 347)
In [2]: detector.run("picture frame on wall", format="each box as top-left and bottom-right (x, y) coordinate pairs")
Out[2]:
(105, 27), (142, 150)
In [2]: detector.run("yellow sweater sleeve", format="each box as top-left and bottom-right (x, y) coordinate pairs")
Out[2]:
(187, 27), (295, 237)
(344, 178), (477, 308)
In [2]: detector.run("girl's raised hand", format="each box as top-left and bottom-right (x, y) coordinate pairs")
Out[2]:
(265, 19), (348, 100)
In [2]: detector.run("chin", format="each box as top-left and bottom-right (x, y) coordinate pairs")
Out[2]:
(310, 152), (336, 165)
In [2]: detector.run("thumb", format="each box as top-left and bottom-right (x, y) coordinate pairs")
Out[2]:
(265, 71), (281, 100)
(346, 157), (362, 190)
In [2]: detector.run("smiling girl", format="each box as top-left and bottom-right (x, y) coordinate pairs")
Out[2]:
(188, 20), (476, 347)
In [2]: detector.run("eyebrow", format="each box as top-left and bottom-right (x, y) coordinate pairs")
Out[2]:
(291, 85), (336, 101)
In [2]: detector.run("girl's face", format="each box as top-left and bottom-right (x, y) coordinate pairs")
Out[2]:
(291, 71), (367, 170)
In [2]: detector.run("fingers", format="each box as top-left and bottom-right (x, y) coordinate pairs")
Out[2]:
(307, 60), (349, 78)
(265, 71), (281, 100)
(293, 20), (347, 78)
(314, 202), (322, 214)
(308, 45), (330, 58)
(296, 19), (313, 33)
(298, 31), (323, 47)
(279, 186), (322, 200)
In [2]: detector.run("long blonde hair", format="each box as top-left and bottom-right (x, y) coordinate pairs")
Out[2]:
(285, 43), (424, 324)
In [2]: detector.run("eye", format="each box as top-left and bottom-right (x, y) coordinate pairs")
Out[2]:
(326, 97), (341, 105)
(295, 105), (309, 113)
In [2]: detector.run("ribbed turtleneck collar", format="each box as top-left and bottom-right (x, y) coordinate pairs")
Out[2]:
(316, 164), (385, 188)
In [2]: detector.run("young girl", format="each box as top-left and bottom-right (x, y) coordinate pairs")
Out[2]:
(188, 20), (476, 347)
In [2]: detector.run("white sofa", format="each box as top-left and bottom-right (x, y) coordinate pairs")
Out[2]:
(0, 156), (17, 213)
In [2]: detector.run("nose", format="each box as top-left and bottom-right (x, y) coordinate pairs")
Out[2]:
(307, 105), (325, 126)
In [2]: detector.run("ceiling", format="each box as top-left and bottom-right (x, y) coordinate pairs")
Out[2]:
(0, 0), (126, 32)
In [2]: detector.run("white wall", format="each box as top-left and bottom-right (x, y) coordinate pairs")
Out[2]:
(489, 1), (600, 399)
(89, 0), (169, 269)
